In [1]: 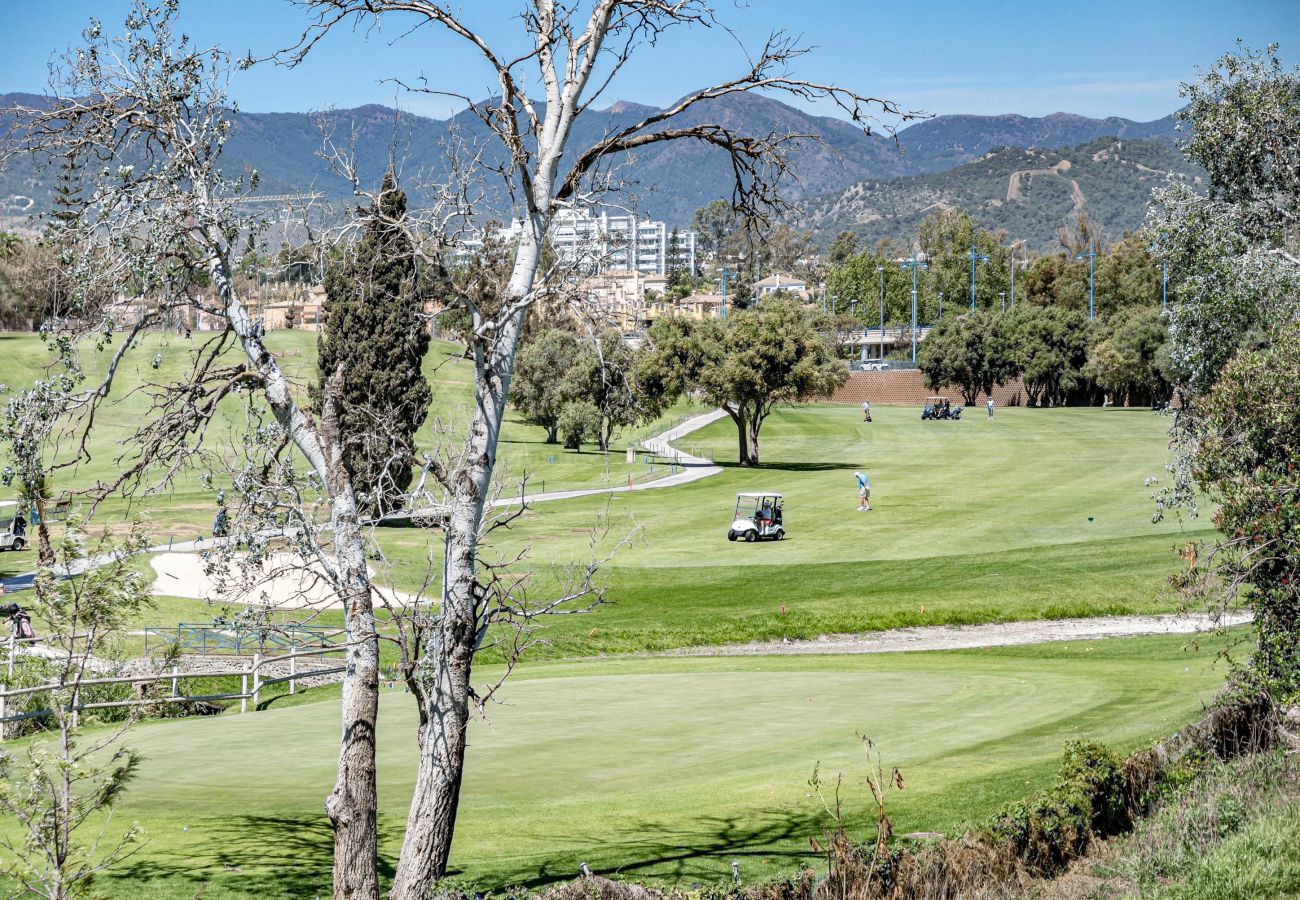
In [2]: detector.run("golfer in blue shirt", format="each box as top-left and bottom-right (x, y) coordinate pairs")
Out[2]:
(855, 471), (871, 511)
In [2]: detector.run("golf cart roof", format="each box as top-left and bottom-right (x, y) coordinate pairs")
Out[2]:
(736, 492), (782, 499)
(926, 396), (949, 402)
(0, 501), (18, 510)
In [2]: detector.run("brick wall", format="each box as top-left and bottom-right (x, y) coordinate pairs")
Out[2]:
(826, 371), (1026, 407)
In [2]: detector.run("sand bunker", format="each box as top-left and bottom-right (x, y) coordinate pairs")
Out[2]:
(150, 551), (421, 609)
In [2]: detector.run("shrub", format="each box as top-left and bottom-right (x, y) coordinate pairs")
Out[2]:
(987, 740), (1127, 874)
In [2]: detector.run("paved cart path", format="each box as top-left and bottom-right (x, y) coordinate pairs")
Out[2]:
(0, 409), (731, 595)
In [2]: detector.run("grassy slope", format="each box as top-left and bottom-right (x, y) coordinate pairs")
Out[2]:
(68, 631), (1233, 898)
(374, 403), (1214, 656)
(0, 331), (698, 577)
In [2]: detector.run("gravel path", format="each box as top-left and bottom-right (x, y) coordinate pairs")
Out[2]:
(661, 611), (1253, 657)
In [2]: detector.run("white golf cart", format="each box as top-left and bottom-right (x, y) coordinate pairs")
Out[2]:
(727, 492), (785, 543)
(0, 501), (28, 552)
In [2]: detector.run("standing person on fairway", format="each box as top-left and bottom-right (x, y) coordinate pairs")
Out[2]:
(855, 470), (871, 511)
(862, 400), (872, 423)
(987, 397), (995, 419)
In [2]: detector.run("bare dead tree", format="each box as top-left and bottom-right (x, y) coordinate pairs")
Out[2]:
(273, 2), (915, 893)
(1, 6), (387, 898)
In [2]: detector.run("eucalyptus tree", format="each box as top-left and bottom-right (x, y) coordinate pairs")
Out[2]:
(4, 7), (389, 897)
(278, 2), (910, 891)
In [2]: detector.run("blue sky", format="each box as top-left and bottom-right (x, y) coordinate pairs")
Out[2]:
(3, 1), (1297, 125)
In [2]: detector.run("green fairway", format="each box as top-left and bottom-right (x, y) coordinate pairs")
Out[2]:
(73, 632), (1230, 898)
(0, 330), (697, 578)
(373, 403), (1214, 655)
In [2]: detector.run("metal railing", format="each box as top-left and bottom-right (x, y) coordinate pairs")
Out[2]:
(141, 622), (345, 656)
(0, 642), (348, 730)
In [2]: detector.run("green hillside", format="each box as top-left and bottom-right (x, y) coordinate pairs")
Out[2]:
(802, 137), (1203, 252)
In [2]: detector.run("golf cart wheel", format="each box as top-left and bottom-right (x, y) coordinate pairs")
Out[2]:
(744, 531), (757, 543)
(776, 530), (785, 541)
(10, 539), (23, 552)
(727, 530), (737, 542)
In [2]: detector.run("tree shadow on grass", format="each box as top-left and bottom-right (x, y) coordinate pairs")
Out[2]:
(107, 806), (824, 894)
(493, 806), (825, 890)
(108, 814), (400, 897)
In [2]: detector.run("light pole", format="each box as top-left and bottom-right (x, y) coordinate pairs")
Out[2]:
(900, 251), (928, 363)
(1075, 246), (1097, 319)
(999, 290), (1006, 313)
(1009, 247), (1023, 307)
(969, 243), (989, 311)
(720, 266), (730, 319)
(848, 299), (867, 363)
(938, 290), (944, 320)
(875, 265), (885, 360)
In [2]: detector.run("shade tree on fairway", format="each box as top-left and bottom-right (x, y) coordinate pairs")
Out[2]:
(1082, 306), (1171, 408)
(512, 328), (646, 451)
(917, 310), (1020, 406)
(1006, 305), (1090, 408)
(638, 299), (846, 466)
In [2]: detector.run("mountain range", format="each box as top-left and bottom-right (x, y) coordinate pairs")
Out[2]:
(800, 136), (1202, 252)
(0, 91), (1185, 248)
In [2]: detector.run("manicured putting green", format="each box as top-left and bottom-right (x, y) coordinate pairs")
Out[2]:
(92, 634), (1228, 898)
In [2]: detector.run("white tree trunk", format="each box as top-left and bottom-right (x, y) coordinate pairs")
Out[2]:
(212, 258), (381, 900)
(388, 224), (543, 896)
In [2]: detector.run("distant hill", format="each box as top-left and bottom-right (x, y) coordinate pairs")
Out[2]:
(798, 137), (1202, 253)
(0, 90), (1182, 233)
(895, 111), (1180, 173)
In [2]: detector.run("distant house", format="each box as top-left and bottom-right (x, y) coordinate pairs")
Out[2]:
(646, 293), (726, 323)
(263, 285), (326, 331)
(752, 272), (809, 300)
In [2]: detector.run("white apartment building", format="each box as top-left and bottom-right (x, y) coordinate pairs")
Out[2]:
(548, 209), (697, 276)
(458, 210), (697, 277)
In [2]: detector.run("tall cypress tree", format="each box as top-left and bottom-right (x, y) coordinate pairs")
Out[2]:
(316, 171), (432, 515)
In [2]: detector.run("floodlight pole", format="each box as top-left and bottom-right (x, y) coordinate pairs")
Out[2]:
(1076, 246), (1097, 319)
(876, 265), (885, 360)
(720, 266), (730, 319)
(900, 251), (928, 363)
(1009, 248), (1019, 307)
(969, 243), (990, 311)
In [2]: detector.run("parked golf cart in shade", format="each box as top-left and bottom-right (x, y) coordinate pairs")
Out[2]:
(0, 501), (29, 552)
(922, 396), (962, 420)
(728, 492), (785, 543)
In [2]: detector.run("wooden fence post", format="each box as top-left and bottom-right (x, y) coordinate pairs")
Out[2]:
(170, 667), (179, 699)
(0, 634), (13, 733)
(240, 666), (248, 715)
(289, 649), (297, 696)
(250, 653), (261, 711)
